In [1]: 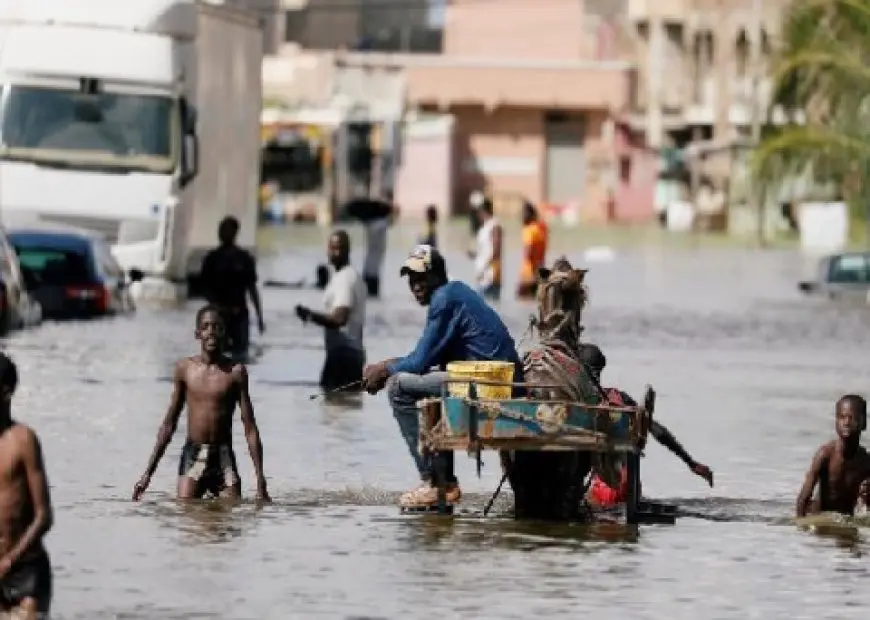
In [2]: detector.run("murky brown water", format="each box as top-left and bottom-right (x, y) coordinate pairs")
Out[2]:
(7, 222), (870, 619)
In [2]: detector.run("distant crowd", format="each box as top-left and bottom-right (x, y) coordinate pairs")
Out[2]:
(301, 191), (550, 390)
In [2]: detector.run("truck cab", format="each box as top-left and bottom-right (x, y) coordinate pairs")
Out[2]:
(0, 0), (262, 299)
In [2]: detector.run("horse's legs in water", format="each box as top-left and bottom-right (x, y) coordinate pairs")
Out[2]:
(507, 451), (591, 520)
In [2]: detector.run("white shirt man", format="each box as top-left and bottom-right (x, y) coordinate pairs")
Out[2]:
(323, 263), (367, 356)
(470, 198), (502, 301)
(295, 230), (368, 392)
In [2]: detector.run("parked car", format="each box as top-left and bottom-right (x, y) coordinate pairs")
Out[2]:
(798, 252), (870, 301)
(9, 225), (143, 320)
(0, 226), (42, 334)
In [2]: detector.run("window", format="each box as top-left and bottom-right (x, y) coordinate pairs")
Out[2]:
(14, 246), (92, 285)
(260, 131), (324, 193)
(0, 85), (176, 173)
(619, 156), (632, 183)
(736, 30), (749, 79)
(354, 26), (443, 53)
(827, 254), (870, 284)
(284, 8), (309, 44)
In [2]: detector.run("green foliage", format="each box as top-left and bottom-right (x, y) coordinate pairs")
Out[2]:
(753, 0), (870, 205)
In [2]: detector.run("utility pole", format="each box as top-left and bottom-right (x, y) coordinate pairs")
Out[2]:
(647, 17), (664, 152)
(750, 0), (765, 246)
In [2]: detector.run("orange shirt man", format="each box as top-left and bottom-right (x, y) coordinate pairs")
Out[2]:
(517, 202), (548, 298)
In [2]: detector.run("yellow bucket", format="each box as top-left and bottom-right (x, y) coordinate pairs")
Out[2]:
(446, 360), (514, 401)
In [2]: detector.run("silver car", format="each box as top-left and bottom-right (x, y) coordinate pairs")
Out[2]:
(0, 225), (42, 334)
(798, 252), (870, 301)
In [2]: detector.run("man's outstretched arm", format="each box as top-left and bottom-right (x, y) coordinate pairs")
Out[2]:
(650, 420), (714, 487)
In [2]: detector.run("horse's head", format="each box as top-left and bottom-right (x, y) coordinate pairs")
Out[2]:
(535, 258), (588, 340)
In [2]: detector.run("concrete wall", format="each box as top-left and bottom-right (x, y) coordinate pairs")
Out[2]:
(405, 59), (632, 112)
(394, 116), (455, 219)
(449, 106), (617, 222)
(444, 0), (587, 60)
(629, 0), (789, 135)
(262, 0), (647, 222)
(613, 123), (656, 221)
(262, 47), (335, 106)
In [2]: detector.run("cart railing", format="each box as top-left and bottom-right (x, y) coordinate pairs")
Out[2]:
(423, 379), (654, 459)
(417, 378), (659, 524)
(437, 377), (641, 413)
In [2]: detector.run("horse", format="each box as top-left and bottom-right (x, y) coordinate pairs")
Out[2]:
(499, 258), (619, 520)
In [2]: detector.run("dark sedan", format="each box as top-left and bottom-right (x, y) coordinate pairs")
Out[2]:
(10, 226), (142, 319)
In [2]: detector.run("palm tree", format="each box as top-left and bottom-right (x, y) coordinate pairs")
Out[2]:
(752, 0), (870, 208)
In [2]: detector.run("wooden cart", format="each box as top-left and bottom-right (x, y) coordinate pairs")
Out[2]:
(418, 379), (675, 524)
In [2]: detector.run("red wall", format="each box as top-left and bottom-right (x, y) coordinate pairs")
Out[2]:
(613, 122), (656, 222)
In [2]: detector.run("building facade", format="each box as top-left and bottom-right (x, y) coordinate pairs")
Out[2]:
(275, 0), (438, 52)
(400, 0), (634, 221)
(625, 0), (790, 205)
(261, 0), (651, 221)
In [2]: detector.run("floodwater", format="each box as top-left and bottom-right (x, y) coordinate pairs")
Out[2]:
(8, 222), (870, 619)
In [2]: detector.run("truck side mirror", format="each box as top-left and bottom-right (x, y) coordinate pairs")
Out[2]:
(184, 103), (197, 128)
(180, 134), (199, 188)
(179, 98), (199, 188)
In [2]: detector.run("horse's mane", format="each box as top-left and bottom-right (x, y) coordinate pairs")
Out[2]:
(534, 256), (588, 355)
(519, 257), (594, 403)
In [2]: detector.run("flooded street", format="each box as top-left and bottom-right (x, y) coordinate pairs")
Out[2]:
(8, 223), (870, 619)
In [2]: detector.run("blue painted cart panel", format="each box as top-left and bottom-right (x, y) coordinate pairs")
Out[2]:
(440, 396), (632, 440)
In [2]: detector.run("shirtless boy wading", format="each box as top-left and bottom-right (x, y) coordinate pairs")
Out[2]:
(796, 394), (870, 518)
(0, 354), (54, 620)
(133, 305), (270, 501)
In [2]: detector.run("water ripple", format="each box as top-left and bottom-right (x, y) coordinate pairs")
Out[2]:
(10, 231), (869, 618)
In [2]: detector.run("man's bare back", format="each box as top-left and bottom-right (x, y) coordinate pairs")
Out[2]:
(796, 395), (870, 518)
(133, 305), (270, 503)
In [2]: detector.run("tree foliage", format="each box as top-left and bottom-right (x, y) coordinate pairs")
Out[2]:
(753, 0), (870, 201)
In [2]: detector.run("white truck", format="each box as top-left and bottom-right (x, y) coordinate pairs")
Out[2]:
(0, 0), (263, 300)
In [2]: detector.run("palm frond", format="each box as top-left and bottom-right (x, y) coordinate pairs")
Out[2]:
(754, 0), (870, 199)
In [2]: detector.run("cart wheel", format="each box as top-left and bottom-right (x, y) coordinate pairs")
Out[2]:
(625, 452), (640, 524)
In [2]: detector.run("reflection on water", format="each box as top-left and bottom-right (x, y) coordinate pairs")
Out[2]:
(9, 224), (870, 618)
(380, 512), (643, 553)
(170, 501), (259, 546)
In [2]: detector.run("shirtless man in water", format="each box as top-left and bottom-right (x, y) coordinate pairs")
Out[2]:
(796, 394), (870, 518)
(133, 305), (270, 502)
(0, 353), (53, 619)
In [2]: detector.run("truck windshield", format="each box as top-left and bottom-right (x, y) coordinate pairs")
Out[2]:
(0, 85), (176, 173)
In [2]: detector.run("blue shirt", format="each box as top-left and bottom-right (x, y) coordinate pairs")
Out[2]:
(387, 280), (523, 381)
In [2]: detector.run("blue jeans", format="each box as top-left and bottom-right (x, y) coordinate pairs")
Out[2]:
(387, 371), (456, 483)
